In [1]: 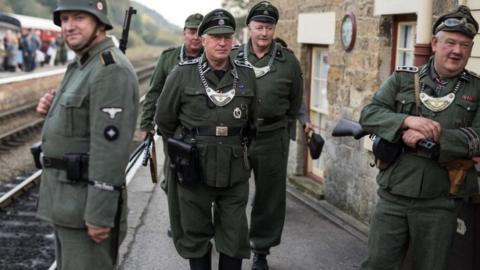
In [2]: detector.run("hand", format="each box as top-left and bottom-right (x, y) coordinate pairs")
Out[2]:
(304, 122), (314, 134)
(36, 90), (56, 116)
(402, 129), (427, 148)
(86, 223), (111, 243)
(402, 116), (441, 142)
(140, 129), (154, 140)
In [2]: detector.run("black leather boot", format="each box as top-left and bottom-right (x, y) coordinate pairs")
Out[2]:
(252, 253), (268, 270)
(189, 251), (211, 270)
(219, 253), (242, 270)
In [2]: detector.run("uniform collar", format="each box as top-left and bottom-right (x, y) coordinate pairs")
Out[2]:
(75, 38), (116, 68)
(201, 54), (237, 90)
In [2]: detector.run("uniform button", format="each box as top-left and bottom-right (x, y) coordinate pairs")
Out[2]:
(218, 141), (223, 145)
(467, 107), (471, 111)
(402, 100), (405, 104)
(258, 98), (262, 103)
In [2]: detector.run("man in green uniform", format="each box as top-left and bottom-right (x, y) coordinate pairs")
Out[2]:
(359, 5), (480, 270)
(35, 1), (138, 269)
(140, 13), (204, 137)
(155, 9), (257, 270)
(231, 2), (303, 269)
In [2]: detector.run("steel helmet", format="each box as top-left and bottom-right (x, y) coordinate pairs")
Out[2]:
(53, 0), (113, 30)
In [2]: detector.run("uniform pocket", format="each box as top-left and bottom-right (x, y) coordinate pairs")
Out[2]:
(454, 99), (477, 127)
(395, 92), (416, 114)
(58, 94), (88, 137)
(183, 87), (211, 120)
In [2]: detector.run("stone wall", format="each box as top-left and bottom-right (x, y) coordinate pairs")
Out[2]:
(249, 0), (459, 223)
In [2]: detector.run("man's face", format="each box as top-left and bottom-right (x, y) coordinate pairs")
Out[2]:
(432, 31), (474, 77)
(248, 21), (275, 49)
(201, 34), (233, 63)
(183, 28), (202, 52)
(59, 11), (100, 52)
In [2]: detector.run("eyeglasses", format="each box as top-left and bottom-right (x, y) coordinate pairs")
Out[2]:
(436, 17), (477, 36)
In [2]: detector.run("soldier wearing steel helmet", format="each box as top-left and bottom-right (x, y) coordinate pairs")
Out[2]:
(140, 13), (204, 137)
(231, 2), (303, 269)
(155, 8), (257, 270)
(359, 5), (480, 270)
(35, 0), (138, 269)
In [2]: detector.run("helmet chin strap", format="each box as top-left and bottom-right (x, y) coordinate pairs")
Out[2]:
(70, 23), (100, 54)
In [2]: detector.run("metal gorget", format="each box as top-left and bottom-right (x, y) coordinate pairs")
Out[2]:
(197, 54), (237, 107)
(419, 78), (463, 112)
(244, 43), (277, 78)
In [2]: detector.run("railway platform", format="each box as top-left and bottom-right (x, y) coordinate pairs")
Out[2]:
(118, 140), (368, 270)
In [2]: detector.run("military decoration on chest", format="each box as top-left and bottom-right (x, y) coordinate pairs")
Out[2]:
(244, 43), (278, 78)
(198, 54), (237, 107)
(420, 76), (463, 112)
(104, 126), (119, 141)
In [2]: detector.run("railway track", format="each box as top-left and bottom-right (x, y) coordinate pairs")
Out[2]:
(0, 63), (156, 153)
(0, 62), (156, 270)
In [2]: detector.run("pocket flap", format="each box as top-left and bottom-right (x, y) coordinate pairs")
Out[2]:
(184, 87), (206, 96)
(59, 94), (85, 108)
(395, 92), (415, 104)
(456, 99), (477, 112)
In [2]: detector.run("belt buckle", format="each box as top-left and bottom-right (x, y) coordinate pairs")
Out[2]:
(216, 126), (228, 137)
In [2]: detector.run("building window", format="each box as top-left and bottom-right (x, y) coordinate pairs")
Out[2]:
(308, 47), (329, 179)
(395, 22), (416, 66)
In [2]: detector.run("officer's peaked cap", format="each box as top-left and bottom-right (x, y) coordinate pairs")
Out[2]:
(246, 1), (279, 24)
(198, 9), (236, 36)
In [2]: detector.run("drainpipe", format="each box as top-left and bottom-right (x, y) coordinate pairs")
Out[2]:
(414, 0), (433, 66)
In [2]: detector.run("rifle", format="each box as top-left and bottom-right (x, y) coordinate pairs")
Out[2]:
(119, 7), (137, 54)
(331, 118), (439, 169)
(142, 132), (158, 183)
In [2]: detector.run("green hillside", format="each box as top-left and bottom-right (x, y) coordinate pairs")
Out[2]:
(2, 0), (181, 47)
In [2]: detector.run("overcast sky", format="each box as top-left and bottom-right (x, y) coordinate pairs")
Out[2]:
(132, 0), (223, 28)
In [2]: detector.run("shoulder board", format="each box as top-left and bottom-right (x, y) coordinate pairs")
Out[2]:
(161, 47), (176, 55)
(234, 59), (253, 69)
(100, 50), (116, 66)
(395, 66), (418, 73)
(178, 58), (199, 66)
(465, 69), (480, 80)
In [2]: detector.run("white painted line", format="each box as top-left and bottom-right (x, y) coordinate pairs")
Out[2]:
(0, 170), (42, 207)
(48, 261), (57, 270)
(0, 68), (67, 85)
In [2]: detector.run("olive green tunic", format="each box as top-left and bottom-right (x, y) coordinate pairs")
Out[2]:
(140, 46), (203, 131)
(232, 41), (303, 254)
(155, 55), (257, 258)
(37, 38), (138, 270)
(359, 59), (480, 270)
(360, 60), (480, 198)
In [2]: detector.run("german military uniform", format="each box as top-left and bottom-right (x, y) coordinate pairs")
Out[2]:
(233, 1), (303, 263)
(155, 9), (257, 270)
(359, 7), (480, 269)
(37, 1), (139, 270)
(140, 13), (204, 132)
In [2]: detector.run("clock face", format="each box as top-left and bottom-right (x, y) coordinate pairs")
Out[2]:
(341, 13), (356, 51)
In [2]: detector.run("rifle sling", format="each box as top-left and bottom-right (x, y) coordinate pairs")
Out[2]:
(414, 73), (422, 117)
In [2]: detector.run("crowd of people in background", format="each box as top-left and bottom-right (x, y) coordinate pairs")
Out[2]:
(1, 28), (68, 73)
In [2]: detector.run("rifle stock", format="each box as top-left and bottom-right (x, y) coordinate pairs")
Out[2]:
(331, 118), (369, 139)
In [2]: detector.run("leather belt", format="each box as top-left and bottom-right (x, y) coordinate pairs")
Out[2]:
(42, 156), (68, 170)
(189, 126), (243, 137)
(258, 116), (285, 126)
